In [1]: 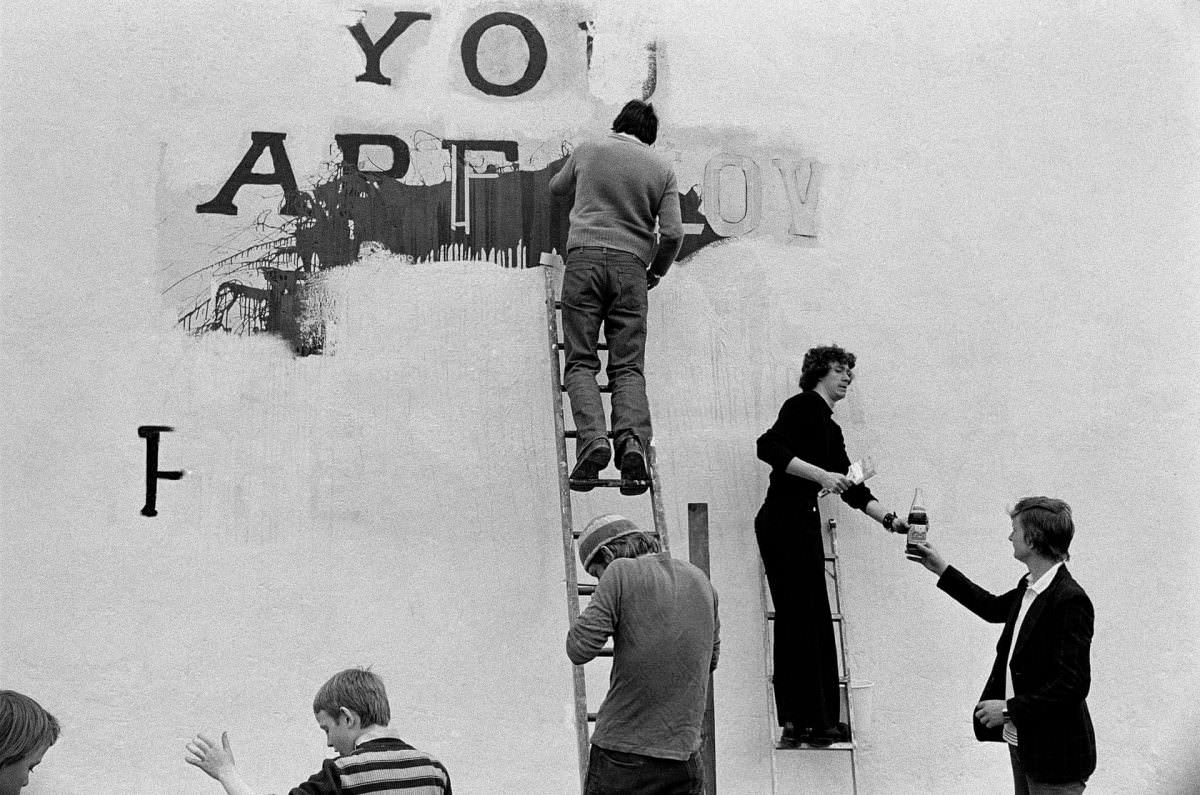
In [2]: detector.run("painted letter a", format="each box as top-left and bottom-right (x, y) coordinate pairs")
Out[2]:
(196, 132), (301, 216)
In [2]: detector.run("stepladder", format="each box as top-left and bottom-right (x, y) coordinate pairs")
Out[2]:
(760, 496), (859, 793)
(542, 262), (672, 790)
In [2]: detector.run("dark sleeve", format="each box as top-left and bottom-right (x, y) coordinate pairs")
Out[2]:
(1008, 591), (1094, 725)
(825, 423), (875, 510)
(756, 396), (820, 471)
(937, 566), (1020, 624)
(841, 482), (876, 512)
(288, 759), (341, 795)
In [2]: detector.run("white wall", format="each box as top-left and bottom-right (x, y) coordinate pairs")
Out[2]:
(2, 1), (1197, 793)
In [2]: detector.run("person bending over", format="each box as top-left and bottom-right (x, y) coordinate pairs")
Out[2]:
(567, 514), (719, 794)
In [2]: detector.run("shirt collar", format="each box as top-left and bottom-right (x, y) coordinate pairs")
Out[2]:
(608, 132), (648, 147)
(802, 389), (834, 416)
(1026, 562), (1063, 595)
(354, 725), (402, 748)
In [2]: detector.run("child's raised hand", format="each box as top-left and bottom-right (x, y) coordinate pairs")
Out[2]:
(185, 731), (237, 780)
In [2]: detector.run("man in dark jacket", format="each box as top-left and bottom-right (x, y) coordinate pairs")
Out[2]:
(908, 497), (1096, 794)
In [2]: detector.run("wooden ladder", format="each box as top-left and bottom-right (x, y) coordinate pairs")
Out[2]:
(542, 264), (672, 790)
(761, 513), (859, 794)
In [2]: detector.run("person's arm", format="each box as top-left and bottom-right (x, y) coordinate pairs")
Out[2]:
(566, 565), (619, 664)
(185, 733), (261, 795)
(548, 153), (575, 197)
(756, 398), (855, 494)
(859, 498), (909, 534)
(907, 540), (1019, 623)
(1007, 591), (1094, 726)
(710, 587), (721, 672)
(646, 172), (683, 284)
(782, 454), (852, 493)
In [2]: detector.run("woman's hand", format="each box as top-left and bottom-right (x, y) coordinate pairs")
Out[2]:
(818, 470), (855, 494)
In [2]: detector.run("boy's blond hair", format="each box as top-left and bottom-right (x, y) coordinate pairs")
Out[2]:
(312, 668), (390, 726)
(0, 691), (59, 767)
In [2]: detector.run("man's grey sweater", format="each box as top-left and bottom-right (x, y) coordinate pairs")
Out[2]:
(549, 133), (684, 275)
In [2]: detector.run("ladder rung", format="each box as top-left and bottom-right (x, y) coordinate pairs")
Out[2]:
(587, 712), (599, 722)
(563, 430), (616, 440)
(578, 583), (597, 596)
(569, 478), (651, 490)
(598, 646), (613, 657)
(555, 342), (609, 351)
(765, 611), (843, 622)
(780, 741), (856, 752)
(562, 384), (612, 393)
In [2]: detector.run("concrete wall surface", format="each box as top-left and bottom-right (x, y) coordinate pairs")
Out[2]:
(2, 1), (1197, 793)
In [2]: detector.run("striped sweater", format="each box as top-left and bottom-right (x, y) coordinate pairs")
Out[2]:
(288, 738), (451, 795)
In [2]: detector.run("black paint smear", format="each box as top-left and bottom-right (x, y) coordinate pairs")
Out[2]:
(184, 157), (721, 354)
(677, 186), (723, 260)
(294, 157), (571, 270)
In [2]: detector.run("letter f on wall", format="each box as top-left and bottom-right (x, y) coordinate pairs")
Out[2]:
(138, 426), (184, 517)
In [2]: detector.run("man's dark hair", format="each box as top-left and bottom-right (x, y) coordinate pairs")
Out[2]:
(594, 531), (661, 566)
(799, 345), (856, 391)
(612, 100), (659, 145)
(1010, 497), (1075, 562)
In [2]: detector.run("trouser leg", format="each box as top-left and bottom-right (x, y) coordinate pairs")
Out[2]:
(561, 250), (608, 453)
(602, 251), (651, 456)
(756, 503), (839, 730)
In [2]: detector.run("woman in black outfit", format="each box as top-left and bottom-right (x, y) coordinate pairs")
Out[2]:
(755, 345), (907, 748)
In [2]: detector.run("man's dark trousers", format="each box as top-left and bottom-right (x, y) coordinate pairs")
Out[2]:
(584, 746), (704, 795)
(755, 501), (841, 732)
(561, 246), (652, 458)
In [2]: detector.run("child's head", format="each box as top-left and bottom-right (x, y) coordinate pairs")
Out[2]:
(0, 691), (59, 795)
(311, 668), (390, 755)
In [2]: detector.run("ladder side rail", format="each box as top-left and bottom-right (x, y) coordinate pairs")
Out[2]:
(825, 516), (859, 793)
(545, 267), (591, 789)
(647, 443), (670, 554)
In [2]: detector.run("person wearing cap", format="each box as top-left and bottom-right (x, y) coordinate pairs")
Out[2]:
(566, 514), (719, 795)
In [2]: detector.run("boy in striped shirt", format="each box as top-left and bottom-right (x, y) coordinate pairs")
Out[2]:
(186, 668), (451, 795)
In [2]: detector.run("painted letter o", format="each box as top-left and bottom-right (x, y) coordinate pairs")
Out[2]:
(461, 12), (548, 97)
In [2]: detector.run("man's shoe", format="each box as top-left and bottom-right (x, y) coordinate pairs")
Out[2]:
(801, 724), (848, 747)
(797, 729), (834, 748)
(618, 438), (649, 496)
(777, 723), (801, 750)
(570, 437), (612, 491)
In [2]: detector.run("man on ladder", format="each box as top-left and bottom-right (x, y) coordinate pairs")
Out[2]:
(755, 345), (909, 749)
(549, 99), (684, 494)
(567, 514), (720, 795)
